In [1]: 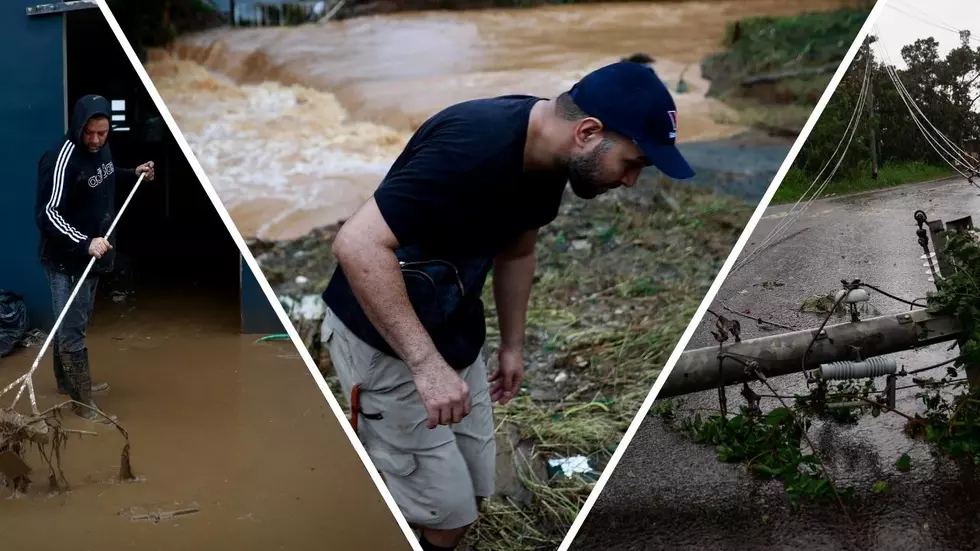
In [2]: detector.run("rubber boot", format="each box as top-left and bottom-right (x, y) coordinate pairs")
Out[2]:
(53, 340), (69, 394)
(55, 342), (108, 395)
(62, 349), (116, 424)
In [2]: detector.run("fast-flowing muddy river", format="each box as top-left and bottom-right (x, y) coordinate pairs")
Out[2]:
(145, 0), (858, 241)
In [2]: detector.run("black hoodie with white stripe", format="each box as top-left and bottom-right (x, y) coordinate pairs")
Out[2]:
(35, 95), (138, 276)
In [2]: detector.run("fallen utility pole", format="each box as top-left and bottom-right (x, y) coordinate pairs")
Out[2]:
(658, 308), (961, 399)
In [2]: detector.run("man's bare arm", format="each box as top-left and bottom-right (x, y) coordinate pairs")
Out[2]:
(334, 197), (471, 427)
(493, 229), (537, 352)
(333, 197), (442, 371)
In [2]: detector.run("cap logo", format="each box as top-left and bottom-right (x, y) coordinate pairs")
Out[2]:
(667, 110), (678, 139)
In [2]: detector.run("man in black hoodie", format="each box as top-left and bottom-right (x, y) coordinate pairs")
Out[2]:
(34, 94), (155, 422)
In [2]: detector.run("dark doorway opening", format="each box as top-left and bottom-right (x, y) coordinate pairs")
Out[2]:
(65, 9), (240, 331)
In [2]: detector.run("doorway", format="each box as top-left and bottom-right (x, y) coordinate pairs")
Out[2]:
(65, 9), (241, 332)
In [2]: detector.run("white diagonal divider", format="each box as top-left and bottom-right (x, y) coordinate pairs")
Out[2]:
(94, 3), (423, 550)
(555, 1), (892, 548)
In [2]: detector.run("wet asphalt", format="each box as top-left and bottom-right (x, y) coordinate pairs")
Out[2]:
(677, 133), (798, 203)
(570, 176), (980, 551)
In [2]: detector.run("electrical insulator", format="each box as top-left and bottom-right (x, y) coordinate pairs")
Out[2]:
(819, 356), (898, 380)
(835, 288), (870, 304)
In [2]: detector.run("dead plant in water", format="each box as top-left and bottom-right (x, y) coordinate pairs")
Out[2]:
(0, 401), (136, 494)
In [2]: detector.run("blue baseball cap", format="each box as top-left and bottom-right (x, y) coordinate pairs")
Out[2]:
(568, 62), (695, 180)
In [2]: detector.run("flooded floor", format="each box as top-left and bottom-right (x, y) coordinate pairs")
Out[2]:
(145, 0), (859, 241)
(0, 289), (410, 551)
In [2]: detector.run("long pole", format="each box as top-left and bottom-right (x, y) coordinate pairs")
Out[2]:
(656, 308), (961, 399)
(866, 38), (879, 180)
(1, 173), (147, 414)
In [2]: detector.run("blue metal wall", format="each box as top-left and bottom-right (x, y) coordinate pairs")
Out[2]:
(241, 258), (285, 334)
(0, 1), (66, 330)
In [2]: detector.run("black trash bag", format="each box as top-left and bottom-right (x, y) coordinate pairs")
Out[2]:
(0, 290), (29, 358)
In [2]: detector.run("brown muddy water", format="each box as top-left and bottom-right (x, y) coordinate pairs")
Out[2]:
(0, 290), (410, 551)
(145, 0), (858, 242)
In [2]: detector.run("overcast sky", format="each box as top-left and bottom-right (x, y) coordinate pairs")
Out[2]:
(873, 0), (980, 68)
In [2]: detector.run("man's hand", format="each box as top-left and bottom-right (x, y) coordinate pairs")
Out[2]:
(489, 346), (524, 405)
(88, 237), (112, 259)
(135, 161), (155, 181)
(332, 198), (473, 429)
(413, 356), (472, 428)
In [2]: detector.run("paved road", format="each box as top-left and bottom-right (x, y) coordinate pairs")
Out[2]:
(678, 132), (796, 203)
(571, 177), (980, 551)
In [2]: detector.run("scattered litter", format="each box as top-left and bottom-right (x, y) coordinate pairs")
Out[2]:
(0, 291), (28, 357)
(279, 294), (326, 322)
(554, 371), (569, 384)
(18, 328), (47, 348)
(122, 503), (201, 523)
(255, 333), (291, 343)
(295, 275), (309, 285)
(571, 239), (591, 252)
(547, 456), (599, 481)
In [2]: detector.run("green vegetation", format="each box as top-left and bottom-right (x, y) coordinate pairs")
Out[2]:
(703, 7), (872, 135)
(771, 162), (954, 204)
(914, 231), (980, 463)
(778, 31), (980, 202)
(466, 182), (752, 550)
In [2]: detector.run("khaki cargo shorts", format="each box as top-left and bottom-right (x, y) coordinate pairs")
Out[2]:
(321, 308), (496, 531)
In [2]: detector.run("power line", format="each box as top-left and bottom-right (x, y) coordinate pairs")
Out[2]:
(887, 0), (980, 44)
(732, 50), (873, 274)
(873, 25), (980, 188)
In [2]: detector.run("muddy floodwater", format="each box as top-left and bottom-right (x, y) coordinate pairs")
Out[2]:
(0, 290), (410, 551)
(146, 0), (858, 241)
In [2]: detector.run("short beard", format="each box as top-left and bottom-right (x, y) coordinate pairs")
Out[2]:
(564, 137), (614, 199)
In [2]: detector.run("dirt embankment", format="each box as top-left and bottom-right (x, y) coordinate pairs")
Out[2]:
(698, 6), (871, 136)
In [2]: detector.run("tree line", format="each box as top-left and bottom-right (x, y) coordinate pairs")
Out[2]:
(792, 33), (980, 182)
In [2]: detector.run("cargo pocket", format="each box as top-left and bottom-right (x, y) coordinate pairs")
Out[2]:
(321, 319), (363, 392)
(367, 444), (418, 478)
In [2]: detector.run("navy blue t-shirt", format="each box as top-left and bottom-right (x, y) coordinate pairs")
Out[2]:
(322, 95), (568, 370)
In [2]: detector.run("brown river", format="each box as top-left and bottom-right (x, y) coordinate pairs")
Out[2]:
(145, 0), (858, 241)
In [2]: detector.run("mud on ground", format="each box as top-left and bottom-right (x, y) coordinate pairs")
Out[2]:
(247, 143), (770, 549)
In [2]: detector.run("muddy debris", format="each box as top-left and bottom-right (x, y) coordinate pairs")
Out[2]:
(0, 400), (137, 495)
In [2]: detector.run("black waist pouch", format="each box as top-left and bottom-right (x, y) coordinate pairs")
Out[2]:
(400, 259), (466, 328)
(396, 252), (492, 369)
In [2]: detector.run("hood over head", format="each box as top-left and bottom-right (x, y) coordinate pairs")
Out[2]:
(68, 94), (113, 147)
